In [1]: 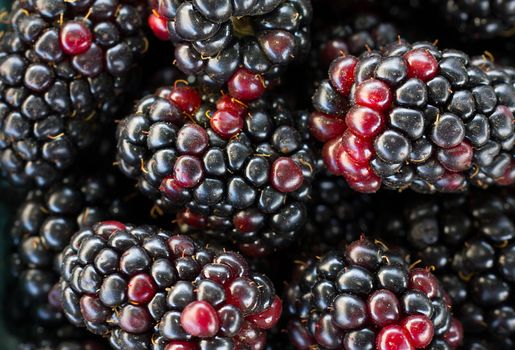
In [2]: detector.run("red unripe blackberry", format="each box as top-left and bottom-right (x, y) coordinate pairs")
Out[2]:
(60, 221), (282, 349)
(311, 40), (515, 193)
(285, 238), (463, 350)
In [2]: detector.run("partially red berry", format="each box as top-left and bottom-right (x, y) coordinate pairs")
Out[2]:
(228, 68), (266, 101)
(368, 289), (401, 327)
(346, 175), (381, 193)
(247, 296), (282, 329)
(176, 124), (209, 156)
(404, 49), (439, 82)
(340, 130), (374, 164)
(180, 301), (220, 338)
(309, 112), (347, 142)
(176, 209), (207, 229)
(148, 13), (170, 41)
(354, 79), (392, 112)
(437, 141), (473, 172)
(128, 274), (157, 305)
(169, 85), (201, 114)
(60, 21), (92, 55)
(80, 296), (109, 323)
(210, 110), (244, 139)
(409, 268), (440, 299)
(345, 106), (385, 139)
(402, 315), (434, 348)
(216, 95), (247, 118)
(376, 325), (414, 350)
(338, 150), (375, 181)
(270, 157), (304, 193)
(434, 172), (466, 192)
(329, 56), (358, 96)
(119, 305), (152, 333)
(173, 155), (204, 188)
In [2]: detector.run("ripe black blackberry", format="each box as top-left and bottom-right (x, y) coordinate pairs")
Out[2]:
(443, 0), (515, 39)
(302, 174), (374, 251)
(60, 221), (282, 349)
(311, 40), (515, 193)
(148, 0), (313, 86)
(285, 238), (463, 349)
(8, 172), (133, 332)
(0, 0), (147, 187)
(116, 84), (316, 256)
(378, 189), (515, 349)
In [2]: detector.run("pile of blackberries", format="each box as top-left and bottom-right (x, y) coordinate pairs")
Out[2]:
(0, 0), (513, 349)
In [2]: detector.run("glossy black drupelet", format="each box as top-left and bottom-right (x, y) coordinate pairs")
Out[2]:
(443, 0), (515, 39)
(60, 222), (282, 350)
(8, 173), (130, 331)
(378, 189), (515, 349)
(285, 238), (462, 349)
(311, 40), (515, 193)
(116, 86), (316, 256)
(150, 0), (312, 85)
(0, 0), (147, 187)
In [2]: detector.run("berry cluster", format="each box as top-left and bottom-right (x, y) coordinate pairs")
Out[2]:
(311, 40), (515, 193)
(116, 83), (316, 256)
(0, 0), (147, 186)
(0, 0), (513, 348)
(148, 0), (312, 85)
(60, 221), (282, 349)
(286, 238), (463, 349)
(378, 189), (515, 349)
(6, 171), (134, 346)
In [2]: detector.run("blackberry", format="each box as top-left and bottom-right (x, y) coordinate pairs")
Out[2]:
(147, 0), (313, 86)
(60, 221), (282, 349)
(0, 0), (147, 187)
(302, 174), (374, 251)
(116, 84), (316, 256)
(285, 238), (463, 350)
(311, 40), (515, 193)
(314, 14), (399, 70)
(8, 172), (133, 331)
(378, 189), (515, 349)
(443, 0), (515, 39)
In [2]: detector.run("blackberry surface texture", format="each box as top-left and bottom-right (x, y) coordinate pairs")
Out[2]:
(286, 13), (399, 109)
(148, 0), (313, 86)
(443, 0), (515, 39)
(8, 172), (132, 332)
(311, 40), (515, 193)
(60, 221), (282, 350)
(116, 84), (316, 256)
(302, 174), (374, 251)
(0, 0), (147, 187)
(285, 238), (463, 350)
(378, 189), (515, 349)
